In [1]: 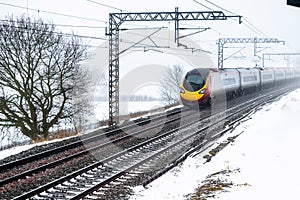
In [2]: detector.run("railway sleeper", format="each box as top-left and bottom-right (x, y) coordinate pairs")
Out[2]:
(87, 173), (107, 180)
(61, 183), (82, 192)
(69, 180), (90, 188)
(86, 194), (105, 200)
(90, 191), (106, 196)
(74, 176), (91, 183)
(117, 178), (132, 183)
(44, 190), (68, 198)
(82, 172), (97, 178)
(53, 185), (70, 193)
(36, 192), (53, 199)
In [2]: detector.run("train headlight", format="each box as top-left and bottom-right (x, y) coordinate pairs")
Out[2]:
(180, 88), (185, 94)
(199, 89), (206, 94)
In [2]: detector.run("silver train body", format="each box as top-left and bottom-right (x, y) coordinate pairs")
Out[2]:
(219, 67), (300, 98)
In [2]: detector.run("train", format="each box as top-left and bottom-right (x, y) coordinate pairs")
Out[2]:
(180, 67), (300, 107)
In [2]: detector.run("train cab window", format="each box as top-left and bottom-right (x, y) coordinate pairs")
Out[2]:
(183, 71), (206, 92)
(186, 75), (204, 85)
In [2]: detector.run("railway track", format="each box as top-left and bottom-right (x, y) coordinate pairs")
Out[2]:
(0, 105), (192, 199)
(0, 106), (185, 170)
(1, 84), (299, 199)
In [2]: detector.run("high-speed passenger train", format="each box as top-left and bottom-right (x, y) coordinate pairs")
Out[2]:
(180, 67), (300, 106)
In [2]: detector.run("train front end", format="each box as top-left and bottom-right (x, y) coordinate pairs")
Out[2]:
(180, 68), (212, 106)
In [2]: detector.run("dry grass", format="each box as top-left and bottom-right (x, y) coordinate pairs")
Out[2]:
(32, 129), (78, 144)
(188, 170), (236, 200)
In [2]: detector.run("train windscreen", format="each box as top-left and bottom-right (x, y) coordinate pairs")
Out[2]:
(183, 69), (208, 92)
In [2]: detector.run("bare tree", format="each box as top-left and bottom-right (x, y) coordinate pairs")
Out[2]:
(160, 65), (184, 104)
(0, 16), (89, 141)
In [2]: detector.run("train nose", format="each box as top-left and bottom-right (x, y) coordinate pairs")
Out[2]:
(180, 90), (204, 101)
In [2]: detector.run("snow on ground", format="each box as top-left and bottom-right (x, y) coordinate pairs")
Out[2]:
(0, 144), (33, 160)
(130, 88), (300, 200)
(93, 101), (165, 122)
(0, 135), (80, 161)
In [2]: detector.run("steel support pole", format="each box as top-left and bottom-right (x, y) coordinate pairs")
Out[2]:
(108, 15), (120, 126)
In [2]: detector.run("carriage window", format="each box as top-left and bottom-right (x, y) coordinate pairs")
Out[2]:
(263, 74), (273, 80)
(222, 78), (236, 85)
(276, 73), (284, 78)
(243, 75), (257, 82)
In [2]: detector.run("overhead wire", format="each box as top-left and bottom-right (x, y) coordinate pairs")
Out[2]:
(0, 19), (106, 29)
(242, 23), (266, 37)
(0, 2), (106, 23)
(242, 18), (270, 38)
(119, 23), (220, 56)
(120, 34), (215, 56)
(86, 0), (129, 12)
(202, 0), (237, 15)
(192, 0), (213, 10)
(198, 0), (270, 37)
(189, 0), (259, 61)
(115, 1), (256, 60)
(124, 31), (197, 44)
(0, 1), (253, 57)
(0, 1), (111, 47)
(86, 0), (157, 28)
(2, 0), (271, 38)
(46, 23), (106, 29)
(0, 1), (220, 62)
(0, 20), (107, 41)
(210, 28), (230, 37)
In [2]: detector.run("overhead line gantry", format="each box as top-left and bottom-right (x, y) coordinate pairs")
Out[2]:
(217, 37), (285, 69)
(262, 53), (300, 68)
(106, 7), (242, 126)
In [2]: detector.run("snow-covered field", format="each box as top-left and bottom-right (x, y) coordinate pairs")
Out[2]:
(130, 88), (300, 199)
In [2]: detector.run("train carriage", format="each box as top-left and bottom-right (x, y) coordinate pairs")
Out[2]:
(236, 68), (260, 94)
(294, 68), (300, 79)
(180, 67), (300, 108)
(285, 68), (295, 80)
(274, 68), (286, 85)
(219, 68), (240, 98)
(259, 68), (275, 88)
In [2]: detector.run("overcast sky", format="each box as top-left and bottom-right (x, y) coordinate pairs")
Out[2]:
(0, 0), (299, 68)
